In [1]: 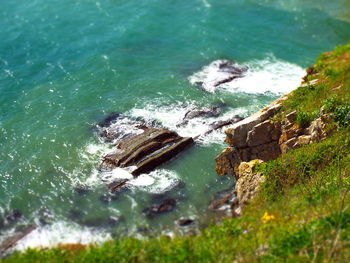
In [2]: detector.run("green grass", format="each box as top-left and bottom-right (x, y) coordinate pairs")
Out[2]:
(2, 45), (350, 263)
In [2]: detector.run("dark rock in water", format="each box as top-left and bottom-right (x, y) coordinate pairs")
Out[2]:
(107, 179), (130, 193)
(177, 107), (222, 127)
(98, 112), (122, 128)
(74, 184), (91, 195)
(143, 198), (177, 218)
(150, 181), (186, 202)
(97, 113), (163, 143)
(0, 225), (36, 255)
(101, 128), (194, 176)
(178, 218), (195, 227)
(184, 107), (221, 120)
(107, 216), (121, 227)
(189, 59), (248, 92)
(37, 207), (55, 226)
(209, 115), (244, 131)
(99, 192), (119, 203)
(4, 210), (22, 225)
(68, 209), (83, 220)
(191, 115), (244, 140)
(209, 188), (237, 215)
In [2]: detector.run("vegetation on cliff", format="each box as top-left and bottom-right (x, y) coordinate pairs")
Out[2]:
(2, 44), (350, 263)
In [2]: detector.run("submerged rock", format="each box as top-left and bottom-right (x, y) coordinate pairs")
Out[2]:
(143, 198), (177, 218)
(178, 218), (195, 227)
(189, 59), (248, 93)
(97, 113), (161, 143)
(98, 112), (122, 128)
(0, 225), (36, 255)
(107, 179), (130, 193)
(183, 107), (221, 121)
(208, 188), (237, 216)
(101, 128), (194, 176)
(73, 184), (91, 195)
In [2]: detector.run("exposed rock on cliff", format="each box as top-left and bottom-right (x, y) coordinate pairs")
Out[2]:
(236, 160), (265, 206)
(216, 90), (334, 179)
(215, 71), (337, 211)
(216, 96), (287, 176)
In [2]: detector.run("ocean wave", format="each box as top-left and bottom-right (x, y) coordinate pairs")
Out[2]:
(15, 221), (111, 251)
(129, 101), (248, 145)
(189, 55), (305, 94)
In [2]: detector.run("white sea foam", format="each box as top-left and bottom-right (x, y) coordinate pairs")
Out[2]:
(130, 169), (180, 194)
(189, 55), (305, 94)
(15, 221), (111, 251)
(129, 102), (248, 144)
(100, 168), (180, 194)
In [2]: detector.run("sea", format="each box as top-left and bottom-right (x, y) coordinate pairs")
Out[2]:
(1, 0), (350, 250)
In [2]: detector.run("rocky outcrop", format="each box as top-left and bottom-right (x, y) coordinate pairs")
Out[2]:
(101, 128), (194, 176)
(216, 90), (334, 178)
(216, 96), (287, 176)
(236, 160), (265, 207)
(215, 74), (336, 212)
(279, 111), (334, 154)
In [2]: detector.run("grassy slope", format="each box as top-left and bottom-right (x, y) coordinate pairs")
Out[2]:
(3, 44), (350, 263)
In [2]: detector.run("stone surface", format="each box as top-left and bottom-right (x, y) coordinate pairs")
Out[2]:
(225, 97), (285, 147)
(101, 128), (194, 176)
(246, 120), (281, 147)
(236, 160), (265, 206)
(215, 147), (240, 176)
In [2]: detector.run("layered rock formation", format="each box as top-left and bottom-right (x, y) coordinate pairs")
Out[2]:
(101, 128), (194, 176)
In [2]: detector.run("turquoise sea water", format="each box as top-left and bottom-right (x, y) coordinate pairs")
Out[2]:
(1, 0), (350, 249)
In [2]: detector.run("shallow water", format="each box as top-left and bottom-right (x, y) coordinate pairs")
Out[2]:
(1, 0), (350, 249)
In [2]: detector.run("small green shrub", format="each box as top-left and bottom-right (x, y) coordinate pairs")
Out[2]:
(296, 110), (318, 127)
(322, 95), (338, 113)
(335, 105), (350, 127)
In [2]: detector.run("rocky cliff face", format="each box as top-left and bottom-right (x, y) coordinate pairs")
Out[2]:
(216, 75), (335, 209)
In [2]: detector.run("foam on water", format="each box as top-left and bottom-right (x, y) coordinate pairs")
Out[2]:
(129, 102), (249, 145)
(99, 168), (180, 194)
(15, 221), (111, 251)
(130, 169), (180, 194)
(189, 56), (305, 94)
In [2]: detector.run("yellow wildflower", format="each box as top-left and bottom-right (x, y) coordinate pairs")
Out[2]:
(261, 212), (276, 223)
